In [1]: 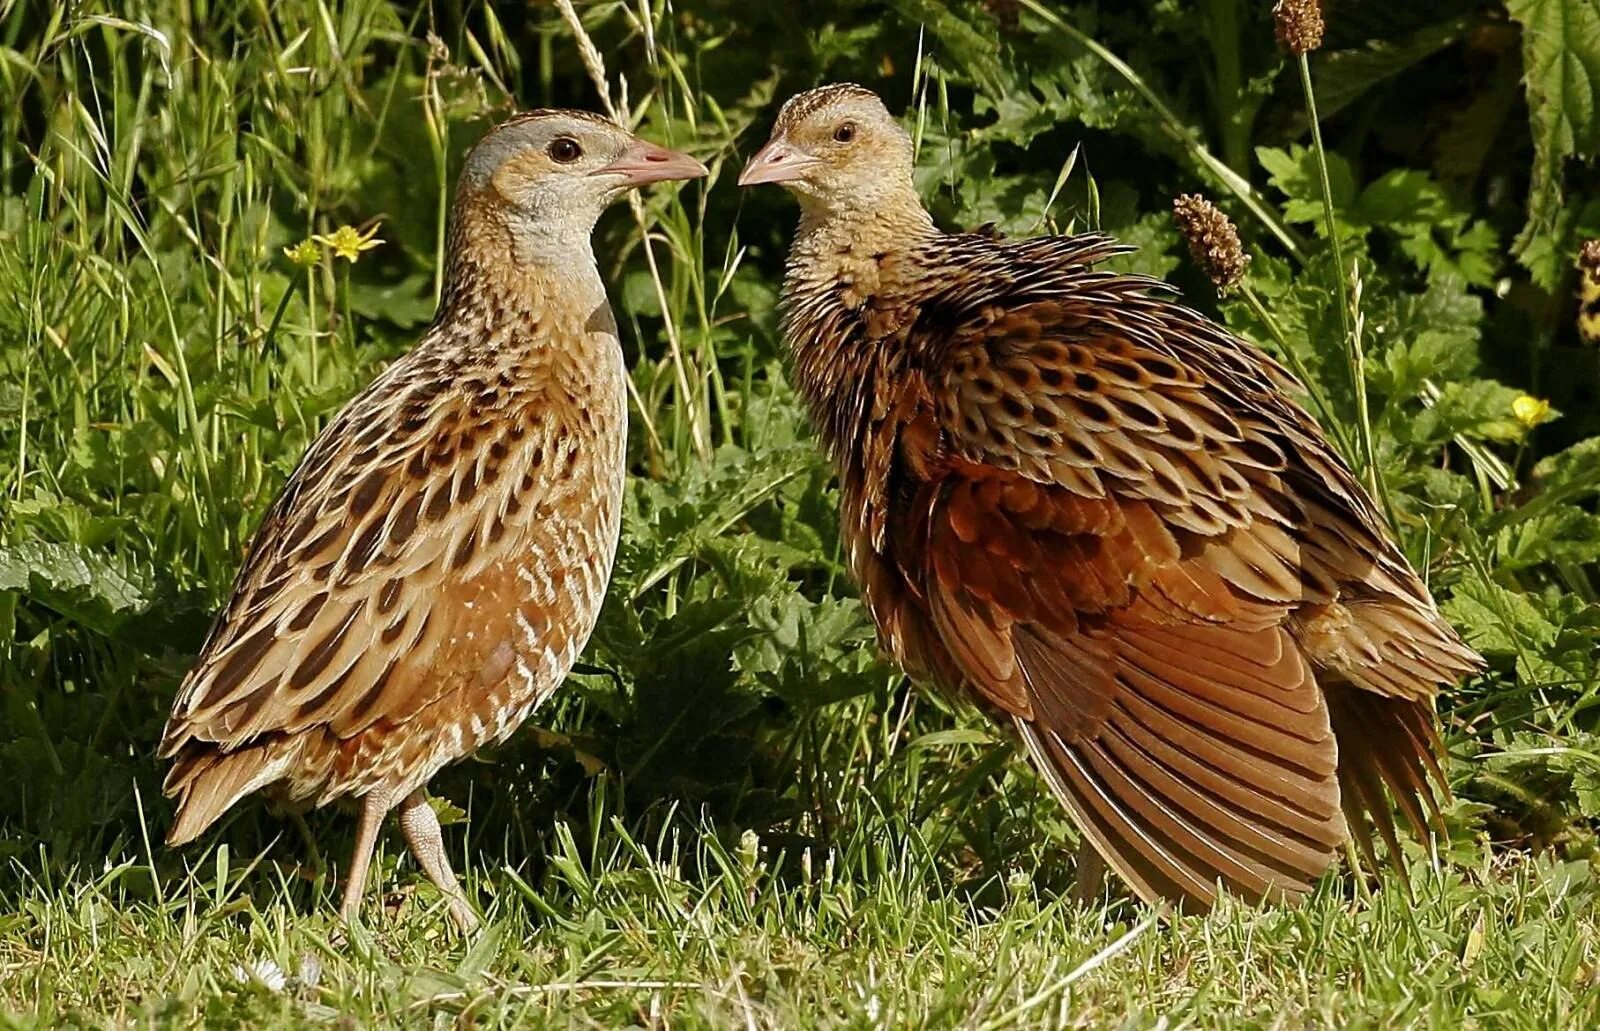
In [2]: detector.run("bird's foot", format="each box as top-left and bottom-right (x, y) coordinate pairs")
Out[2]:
(445, 895), (482, 935)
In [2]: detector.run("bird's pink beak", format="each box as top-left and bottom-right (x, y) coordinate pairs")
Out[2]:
(738, 138), (821, 186)
(593, 138), (708, 187)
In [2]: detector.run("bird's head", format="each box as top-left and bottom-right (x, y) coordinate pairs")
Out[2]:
(456, 110), (706, 266)
(738, 84), (918, 219)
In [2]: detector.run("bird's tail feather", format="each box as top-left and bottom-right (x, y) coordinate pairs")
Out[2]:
(1323, 682), (1449, 876)
(164, 743), (291, 845)
(1010, 622), (1347, 914)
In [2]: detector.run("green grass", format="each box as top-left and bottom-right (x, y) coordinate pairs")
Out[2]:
(7, 788), (1600, 1026)
(4, 1), (1600, 1026)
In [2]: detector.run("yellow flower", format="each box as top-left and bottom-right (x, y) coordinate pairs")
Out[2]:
(314, 222), (384, 263)
(282, 238), (321, 269)
(1512, 395), (1552, 429)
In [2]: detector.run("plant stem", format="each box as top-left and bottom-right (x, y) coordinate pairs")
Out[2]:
(1297, 53), (1387, 518)
(306, 261), (319, 389)
(1203, 0), (1249, 174)
(1238, 282), (1356, 462)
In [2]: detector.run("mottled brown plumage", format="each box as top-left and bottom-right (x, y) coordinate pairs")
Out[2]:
(162, 111), (705, 930)
(741, 84), (1482, 912)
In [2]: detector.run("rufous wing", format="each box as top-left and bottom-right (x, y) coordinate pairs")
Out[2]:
(919, 474), (1346, 910)
(901, 265), (1479, 907)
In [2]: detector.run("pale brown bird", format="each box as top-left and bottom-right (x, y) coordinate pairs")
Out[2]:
(161, 111), (706, 930)
(740, 84), (1482, 911)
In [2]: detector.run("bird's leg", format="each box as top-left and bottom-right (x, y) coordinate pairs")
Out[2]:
(397, 789), (480, 933)
(338, 790), (391, 925)
(1073, 841), (1107, 907)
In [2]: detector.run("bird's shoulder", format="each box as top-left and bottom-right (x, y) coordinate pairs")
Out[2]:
(890, 230), (1145, 310)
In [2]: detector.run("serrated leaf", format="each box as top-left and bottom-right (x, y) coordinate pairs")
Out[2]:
(886, 0), (1007, 95)
(1101, 211), (1180, 280)
(1371, 272), (1483, 398)
(1505, 0), (1600, 287)
(1440, 577), (1560, 655)
(345, 273), (436, 329)
(1353, 169), (1500, 284)
(1357, 169), (1453, 227)
(0, 382), (23, 419)
(1532, 436), (1600, 497)
(1573, 761), (1600, 818)
(1495, 506), (1600, 571)
(1257, 144), (1358, 231)
(1408, 379), (1527, 444)
(0, 540), (151, 634)
(1491, 437), (1600, 531)
(622, 444), (819, 600)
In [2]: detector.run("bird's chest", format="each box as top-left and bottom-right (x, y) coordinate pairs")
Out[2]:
(390, 373), (618, 780)
(784, 261), (944, 558)
(447, 332), (626, 723)
(502, 330), (627, 599)
(824, 351), (944, 574)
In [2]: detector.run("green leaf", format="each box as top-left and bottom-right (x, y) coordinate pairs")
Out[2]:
(885, 0), (1007, 95)
(1256, 144), (1357, 232)
(1353, 170), (1500, 285)
(1532, 436), (1600, 497)
(1357, 169), (1453, 227)
(908, 728), (996, 750)
(1491, 437), (1600, 532)
(1504, 0), (1600, 287)
(1504, 508), (1600, 570)
(0, 540), (150, 635)
(738, 593), (882, 707)
(344, 273), (436, 329)
(1100, 211), (1180, 280)
(1366, 271), (1485, 407)
(1441, 577), (1559, 656)
(1311, 17), (1470, 121)
(1407, 379), (1527, 444)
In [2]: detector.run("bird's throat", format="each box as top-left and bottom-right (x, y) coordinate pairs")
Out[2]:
(793, 189), (935, 263)
(441, 197), (606, 315)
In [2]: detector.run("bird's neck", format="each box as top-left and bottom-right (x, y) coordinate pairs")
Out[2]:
(437, 200), (608, 335)
(780, 195), (937, 462)
(782, 192), (936, 327)
(791, 191), (937, 269)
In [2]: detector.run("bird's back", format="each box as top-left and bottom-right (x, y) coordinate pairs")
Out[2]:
(782, 227), (1482, 908)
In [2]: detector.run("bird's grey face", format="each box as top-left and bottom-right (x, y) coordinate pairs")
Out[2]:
(461, 111), (706, 259)
(737, 85), (913, 212)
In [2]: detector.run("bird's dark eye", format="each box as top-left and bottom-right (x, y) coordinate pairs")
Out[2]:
(833, 123), (856, 144)
(548, 137), (583, 163)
